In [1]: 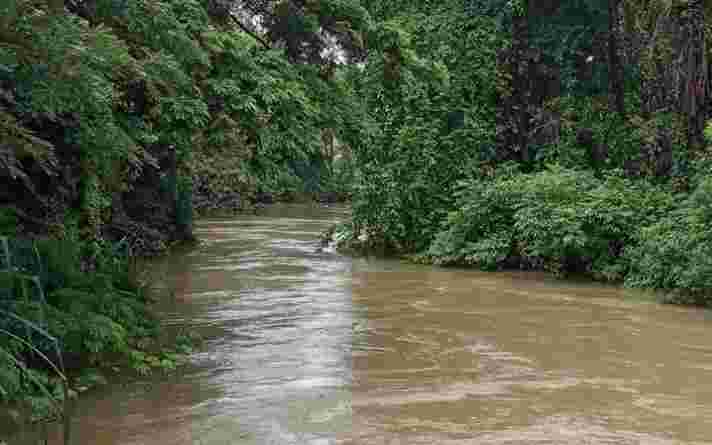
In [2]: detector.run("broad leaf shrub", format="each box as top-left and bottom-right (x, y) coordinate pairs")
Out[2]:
(625, 176), (712, 304)
(428, 166), (675, 280)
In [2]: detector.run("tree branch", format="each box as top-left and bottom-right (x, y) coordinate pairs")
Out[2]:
(229, 13), (271, 50)
(3, 205), (50, 228)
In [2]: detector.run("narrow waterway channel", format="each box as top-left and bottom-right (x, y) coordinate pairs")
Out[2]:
(16, 204), (712, 444)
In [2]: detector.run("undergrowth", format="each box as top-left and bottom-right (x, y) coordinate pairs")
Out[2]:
(0, 221), (198, 424)
(420, 165), (712, 303)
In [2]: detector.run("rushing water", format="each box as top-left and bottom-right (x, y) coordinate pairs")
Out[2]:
(11, 204), (712, 444)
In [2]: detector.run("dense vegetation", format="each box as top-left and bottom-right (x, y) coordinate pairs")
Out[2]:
(342, 0), (712, 305)
(0, 232), (194, 424)
(0, 0), (366, 428)
(3, 0), (712, 432)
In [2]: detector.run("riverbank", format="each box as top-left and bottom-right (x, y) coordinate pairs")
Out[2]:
(0, 194), (349, 437)
(0, 232), (200, 438)
(8, 204), (712, 445)
(193, 188), (351, 216)
(329, 166), (712, 307)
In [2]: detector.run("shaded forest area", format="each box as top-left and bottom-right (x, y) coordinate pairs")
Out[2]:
(2, 0), (712, 431)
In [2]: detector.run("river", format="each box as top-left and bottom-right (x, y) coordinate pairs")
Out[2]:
(12, 204), (712, 444)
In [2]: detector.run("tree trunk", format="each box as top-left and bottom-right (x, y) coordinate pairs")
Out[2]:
(608, 0), (625, 116)
(512, 10), (531, 165)
(681, 0), (707, 149)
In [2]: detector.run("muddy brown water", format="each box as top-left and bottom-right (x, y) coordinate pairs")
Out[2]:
(9, 204), (712, 444)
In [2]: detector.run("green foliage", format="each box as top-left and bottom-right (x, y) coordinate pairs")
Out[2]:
(429, 166), (675, 280)
(1, 0), (370, 423)
(0, 209), (18, 237)
(349, 0), (501, 251)
(528, 0), (610, 93)
(0, 235), (188, 421)
(0, 0), (364, 249)
(324, 155), (355, 196)
(0, 240), (67, 421)
(625, 176), (712, 303)
(344, 0), (712, 307)
(194, 23), (365, 197)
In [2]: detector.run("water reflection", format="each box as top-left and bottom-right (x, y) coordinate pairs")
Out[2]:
(30, 205), (353, 445)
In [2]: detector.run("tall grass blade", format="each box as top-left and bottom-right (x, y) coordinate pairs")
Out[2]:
(0, 310), (65, 376)
(0, 328), (66, 382)
(0, 347), (61, 414)
(0, 236), (10, 271)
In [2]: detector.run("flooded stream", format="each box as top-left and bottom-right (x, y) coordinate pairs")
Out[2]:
(12, 204), (712, 444)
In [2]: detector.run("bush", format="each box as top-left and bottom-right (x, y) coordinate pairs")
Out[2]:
(29, 238), (155, 359)
(429, 166), (675, 279)
(625, 176), (712, 303)
(0, 236), (180, 421)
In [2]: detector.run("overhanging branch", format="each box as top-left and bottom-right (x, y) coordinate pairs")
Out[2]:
(229, 13), (271, 50)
